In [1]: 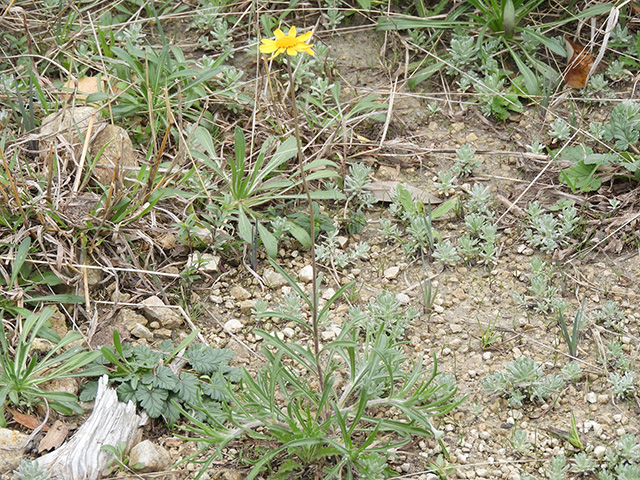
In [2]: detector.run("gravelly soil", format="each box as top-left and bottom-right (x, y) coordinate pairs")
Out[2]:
(174, 29), (640, 480)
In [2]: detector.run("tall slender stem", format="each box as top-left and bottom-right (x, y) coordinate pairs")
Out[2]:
(286, 58), (323, 387)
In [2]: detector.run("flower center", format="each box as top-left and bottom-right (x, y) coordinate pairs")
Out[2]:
(278, 38), (298, 48)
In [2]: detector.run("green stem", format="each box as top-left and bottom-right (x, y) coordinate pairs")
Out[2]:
(286, 58), (323, 388)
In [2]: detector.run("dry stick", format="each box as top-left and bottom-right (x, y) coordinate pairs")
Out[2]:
(497, 132), (579, 225)
(286, 58), (323, 387)
(71, 111), (95, 193)
(0, 145), (25, 218)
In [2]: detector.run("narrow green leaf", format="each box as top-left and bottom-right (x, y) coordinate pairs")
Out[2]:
(257, 223), (278, 258)
(10, 237), (30, 288)
(237, 209), (253, 244)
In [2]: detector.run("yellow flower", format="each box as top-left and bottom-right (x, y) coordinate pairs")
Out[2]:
(259, 26), (315, 60)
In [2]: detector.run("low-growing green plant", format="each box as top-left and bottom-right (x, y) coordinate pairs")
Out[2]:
(557, 101), (640, 193)
(546, 454), (569, 480)
(482, 356), (565, 407)
(190, 126), (343, 257)
(514, 257), (563, 313)
(557, 301), (585, 358)
(522, 200), (580, 253)
(81, 330), (239, 425)
(0, 307), (106, 427)
(608, 371), (636, 400)
(316, 229), (370, 270)
(177, 262), (463, 479)
(572, 452), (597, 474)
(384, 184), (457, 257)
(13, 460), (51, 480)
(511, 428), (532, 454)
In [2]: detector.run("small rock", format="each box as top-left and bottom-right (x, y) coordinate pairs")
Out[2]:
(186, 253), (220, 273)
(335, 236), (349, 247)
(230, 286), (251, 301)
(384, 266), (400, 279)
(299, 265), (314, 282)
(130, 323), (153, 340)
(129, 440), (171, 473)
(450, 324), (463, 333)
(154, 328), (172, 339)
(263, 269), (287, 288)
(238, 300), (254, 314)
(396, 293), (410, 304)
(585, 392), (597, 404)
(117, 309), (148, 330)
(224, 319), (243, 334)
(482, 352), (492, 360)
(597, 394), (609, 404)
(593, 445), (607, 459)
(0, 428), (28, 473)
(282, 327), (295, 338)
(466, 132), (478, 142)
(141, 296), (182, 328)
(322, 288), (336, 300)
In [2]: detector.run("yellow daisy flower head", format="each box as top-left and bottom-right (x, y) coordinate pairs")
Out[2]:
(259, 26), (315, 60)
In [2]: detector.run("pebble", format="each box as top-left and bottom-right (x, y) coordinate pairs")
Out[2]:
(593, 445), (607, 458)
(482, 352), (492, 360)
(263, 268), (287, 288)
(224, 319), (243, 334)
(185, 252), (220, 273)
(129, 440), (171, 473)
(230, 285), (251, 301)
(384, 266), (400, 279)
(299, 265), (314, 282)
(322, 288), (336, 300)
(282, 327), (295, 338)
(597, 394), (609, 404)
(396, 293), (410, 304)
(585, 392), (597, 404)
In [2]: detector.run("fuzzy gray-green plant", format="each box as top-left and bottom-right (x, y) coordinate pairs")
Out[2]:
(482, 356), (565, 407)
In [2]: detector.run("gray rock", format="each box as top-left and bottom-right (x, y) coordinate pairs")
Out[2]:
(0, 428), (28, 475)
(140, 296), (182, 328)
(130, 323), (153, 340)
(129, 440), (171, 473)
(117, 309), (148, 329)
(229, 285), (251, 301)
(384, 266), (400, 279)
(263, 268), (287, 288)
(299, 265), (313, 282)
(186, 253), (220, 273)
(224, 319), (243, 334)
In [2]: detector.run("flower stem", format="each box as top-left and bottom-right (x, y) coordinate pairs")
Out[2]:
(286, 58), (323, 387)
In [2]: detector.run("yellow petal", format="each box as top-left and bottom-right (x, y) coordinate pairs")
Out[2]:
(260, 44), (278, 53)
(274, 28), (284, 39)
(289, 26), (297, 37)
(298, 30), (312, 42)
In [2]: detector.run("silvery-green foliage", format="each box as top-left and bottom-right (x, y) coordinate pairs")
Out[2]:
(434, 171), (456, 193)
(511, 429), (532, 454)
(546, 455), (569, 480)
(483, 357), (565, 407)
(561, 361), (582, 382)
(571, 452), (597, 474)
(433, 240), (460, 266)
(366, 291), (418, 339)
(608, 371), (636, 399)
(322, 0), (344, 30)
(548, 118), (572, 141)
(467, 184), (493, 216)
(344, 163), (376, 208)
(447, 34), (477, 75)
(607, 60), (627, 82)
(14, 461), (50, 480)
(453, 144), (481, 176)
